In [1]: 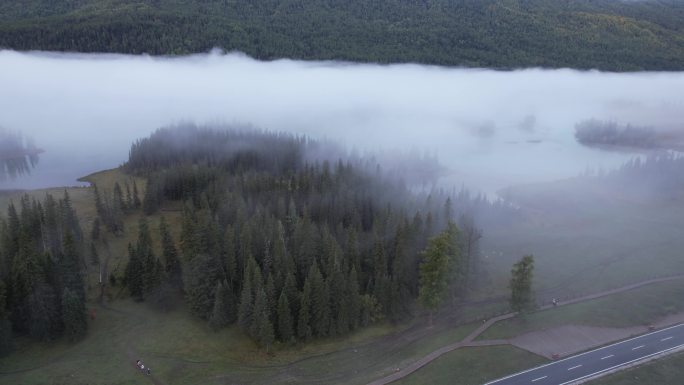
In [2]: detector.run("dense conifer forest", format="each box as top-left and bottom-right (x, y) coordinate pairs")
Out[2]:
(119, 126), (490, 347)
(0, 192), (87, 354)
(1, 0), (684, 71)
(0, 126), (513, 351)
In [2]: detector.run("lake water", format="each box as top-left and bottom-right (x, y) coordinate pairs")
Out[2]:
(1, 50), (683, 194)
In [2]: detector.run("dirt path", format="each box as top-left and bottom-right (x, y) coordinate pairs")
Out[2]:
(365, 313), (515, 385)
(366, 273), (684, 385)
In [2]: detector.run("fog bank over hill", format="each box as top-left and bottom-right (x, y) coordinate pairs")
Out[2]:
(1, 50), (683, 192)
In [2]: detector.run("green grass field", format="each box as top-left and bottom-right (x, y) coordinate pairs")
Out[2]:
(479, 279), (684, 341)
(479, 181), (684, 303)
(0, 298), (483, 385)
(395, 346), (546, 385)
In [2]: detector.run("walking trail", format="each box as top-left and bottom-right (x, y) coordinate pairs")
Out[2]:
(366, 273), (684, 385)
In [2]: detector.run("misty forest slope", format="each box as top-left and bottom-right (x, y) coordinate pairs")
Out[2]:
(1, 0), (684, 71)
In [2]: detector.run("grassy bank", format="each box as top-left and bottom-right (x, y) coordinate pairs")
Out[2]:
(480, 279), (684, 341)
(395, 346), (546, 385)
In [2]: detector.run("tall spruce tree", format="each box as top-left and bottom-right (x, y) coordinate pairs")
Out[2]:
(209, 280), (233, 330)
(60, 233), (85, 302)
(185, 253), (223, 319)
(238, 273), (254, 332)
(510, 255), (535, 313)
(348, 266), (361, 330)
(297, 278), (312, 341)
(276, 290), (294, 342)
(253, 288), (275, 351)
(159, 217), (182, 290)
(62, 287), (87, 342)
(124, 243), (144, 301)
(308, 263), (330, 337)
(0, 281), (14, 356)
(418, 231), (451, 325)
(132, 180), (142, 209)
(27, 283), (59, 341)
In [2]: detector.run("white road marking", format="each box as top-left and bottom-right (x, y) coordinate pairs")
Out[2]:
(632, 345), (645, 351)
(661, 336), (673, 341)
(531, 376), (547, 382)
(600, 355), (614, 360)
(568, 365), (582, 371)
(559, 343), (684, 385)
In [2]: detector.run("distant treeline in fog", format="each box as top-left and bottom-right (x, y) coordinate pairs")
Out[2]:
(107, 125), (504, 347)
(0, 128), (41, 181)
(2, 0), (684, 70)
(574, 119), (683, 151)
(592, 152), (684, 200)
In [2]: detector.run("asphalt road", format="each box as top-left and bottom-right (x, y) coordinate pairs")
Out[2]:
(486, 323), (684, 385)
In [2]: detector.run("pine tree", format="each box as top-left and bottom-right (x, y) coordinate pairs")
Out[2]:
(185, 254), (223, 319)
(62, 287), (87, 342)
(265, 273), (276, 322)
(60, 233), (86, 303)
(282, 271), (299, 325)
(459, 214), (482, 292)
(125, 181), (133, 210)
(132, 180), (142, 209)
(43, 194), (61, 254)
(328, 266), (348, 336)
(308, 263), (330, 338)
(510, 255), (535, 313)
(180, 203), (198, 260)
(0, 281), (14, 356)
(238, 273), (254, 332)
(444, 221), (465, 306)
(418, 231), (451, 325)
(110, 185), (125, 234)
(253, 288), (275, 351)
(28, 283), (59, 341)
(209, 281), (232, 330)
(112, 182), (126, 211)
(60, 190), (83, 242)
(93, 184), (106, 221)
(348, 266), (361, 330)
(142, 177), (161, 215)
(297, 278), (312, 341)
(159, 217), (182, 289)
(276, 290), (294, 342)
(124, 244), (144, 301)
(90, 242), (99, 266)
(223, 225), (238, 288)
(90, 217), (100, 241)
(271, 221), (288, 288)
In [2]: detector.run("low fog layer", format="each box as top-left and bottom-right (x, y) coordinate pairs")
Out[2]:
(1, 50), (683, 192)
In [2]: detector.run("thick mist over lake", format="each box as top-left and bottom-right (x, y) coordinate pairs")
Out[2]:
(1, 49), (683, 193)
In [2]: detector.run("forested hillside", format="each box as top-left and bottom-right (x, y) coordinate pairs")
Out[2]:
(1, 0), (684, 70)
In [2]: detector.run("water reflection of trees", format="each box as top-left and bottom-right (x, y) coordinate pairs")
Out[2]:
(0, 127), (42, 181)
